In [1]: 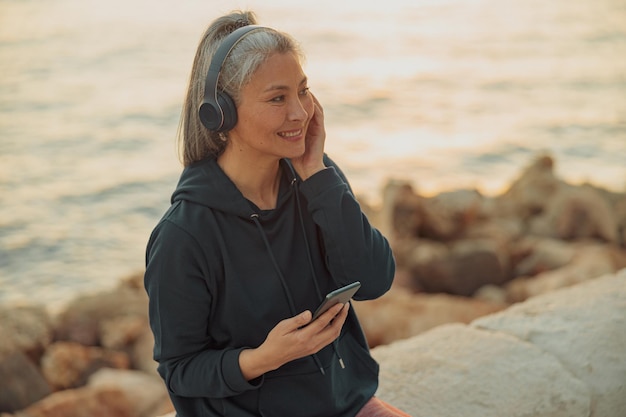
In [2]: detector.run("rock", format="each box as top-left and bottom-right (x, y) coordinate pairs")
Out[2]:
(473, 284), (508, 304)
(151, 401), (176, 417)
(413, 196), (460, 241)
(353, 287), (506, 347)
(10, 386), (135, 417)
(463, 216), (524, 249)
(504, 242), (618, 302)
(473, 271), (626, 417)
(497, 153), (562, 219)
(383, 180), (422, 240)
(118, 271), (146, 291)
(419, 189), (484, 240)
(407, 238), (509, 296)
(100, 315), (149, 350)
(54, 286), (148, 346)
(0, 305), (53, 363)
(529, 184), (619, 243)
(614, 195), (626, 245)
(403, 239), (449, 292)
(450, 238), (510, 292)
(386, 238), (425, 280)
(372, 323), (590, 417)
(380, 182), (481, 242)
(40, 341), (130, 390)
(129, 328), (159, 377)
(0, 351), (51, 412)
(87, 368), (169, 417)
(510, 236), (576, 277)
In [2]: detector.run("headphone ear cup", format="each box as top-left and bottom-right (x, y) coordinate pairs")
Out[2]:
(198, 100), (222, 131)
(216, 91), (238, 132)
(199, 25), (262, 132)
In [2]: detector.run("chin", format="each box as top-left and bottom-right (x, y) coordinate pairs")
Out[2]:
(283, 144), (306, 159)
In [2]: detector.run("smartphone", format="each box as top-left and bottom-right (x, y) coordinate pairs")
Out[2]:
(311, 281), (361, 321)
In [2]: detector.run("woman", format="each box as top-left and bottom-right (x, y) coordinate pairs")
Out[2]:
(144, 10), (409, 417)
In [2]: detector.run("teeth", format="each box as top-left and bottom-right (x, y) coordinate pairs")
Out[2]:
(280, 130), (301, 138)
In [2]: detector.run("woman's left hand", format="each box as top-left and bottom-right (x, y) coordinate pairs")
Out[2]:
(291, 93), (326, 180)
(238, 303), (349, 381)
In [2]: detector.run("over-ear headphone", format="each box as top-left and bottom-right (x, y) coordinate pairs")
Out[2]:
(199, 25), (265, 132)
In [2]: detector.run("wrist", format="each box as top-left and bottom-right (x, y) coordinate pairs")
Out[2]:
(300, 164), (326, 181)
(239, 347), (280, 381)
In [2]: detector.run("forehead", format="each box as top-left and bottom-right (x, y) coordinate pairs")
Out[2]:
(247, 52), (306, 89)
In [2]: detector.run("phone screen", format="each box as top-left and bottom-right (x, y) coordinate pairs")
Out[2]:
(311, 281), (361, 321)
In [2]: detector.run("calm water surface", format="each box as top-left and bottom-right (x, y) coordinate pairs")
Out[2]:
(1, 0), (625, 311)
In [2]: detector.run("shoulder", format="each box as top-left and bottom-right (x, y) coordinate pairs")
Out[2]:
(150, 200), (217, 245)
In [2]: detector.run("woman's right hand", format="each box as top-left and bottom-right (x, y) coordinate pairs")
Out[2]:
(290, 93), (326, 181)
(238, 302), (349, 381)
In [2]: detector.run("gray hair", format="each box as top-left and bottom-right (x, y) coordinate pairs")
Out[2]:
(177, 11), (304, 166)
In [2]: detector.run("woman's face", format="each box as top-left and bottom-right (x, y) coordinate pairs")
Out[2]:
(228, 52), (314, 162)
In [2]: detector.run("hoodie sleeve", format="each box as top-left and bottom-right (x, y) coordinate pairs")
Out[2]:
(144, 216), (262, 398)
(298, 155), (395, 300)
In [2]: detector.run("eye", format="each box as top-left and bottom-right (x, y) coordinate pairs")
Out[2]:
(270, 95), (285, 103)
(299, 87), (310, 96)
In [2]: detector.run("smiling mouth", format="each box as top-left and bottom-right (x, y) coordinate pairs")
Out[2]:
(278, 129), (303, 139)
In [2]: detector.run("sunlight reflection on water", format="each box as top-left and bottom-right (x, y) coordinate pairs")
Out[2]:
(0, 0), (624, 311)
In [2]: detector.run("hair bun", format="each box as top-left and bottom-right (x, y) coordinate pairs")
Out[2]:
(227, 18), (250, 33)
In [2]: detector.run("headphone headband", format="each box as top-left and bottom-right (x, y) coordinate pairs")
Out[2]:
(199, 25), (265, 132)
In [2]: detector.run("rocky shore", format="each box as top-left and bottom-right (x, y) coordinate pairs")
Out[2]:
(373, 270), (625, 417)
(1, 153), (625, 416)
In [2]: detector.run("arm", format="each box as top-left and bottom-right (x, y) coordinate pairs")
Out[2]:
(290, 93), (395, 299)
(145, 219), (258, 398)
(299, 155), (396, 300)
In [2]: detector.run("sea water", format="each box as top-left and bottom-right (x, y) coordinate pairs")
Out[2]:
(1, 0), (624, 311)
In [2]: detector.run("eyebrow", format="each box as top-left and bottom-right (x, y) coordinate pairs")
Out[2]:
(263, 76), (308, 93)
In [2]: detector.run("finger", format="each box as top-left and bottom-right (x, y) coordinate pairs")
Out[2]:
(314, 100), (324, 118)
(297, 303), (343, 334)
(275, 310), (312, 335)
(316, 304), (349, 344)
(335, 302), (350, 323)
(297, 310), (313, 328)
(310, 303), (345, 330)
(310, 93), (324, 116)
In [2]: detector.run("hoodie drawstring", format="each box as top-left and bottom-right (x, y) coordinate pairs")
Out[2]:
(291, 177), (324, 301)
(290, 176), (346, 371)
(247, 170), (346, 375)
(250, 214), (296, 315)
(249, 213), (327, 375)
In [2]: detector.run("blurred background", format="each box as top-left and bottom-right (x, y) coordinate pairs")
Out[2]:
(1, 0), (624, 312)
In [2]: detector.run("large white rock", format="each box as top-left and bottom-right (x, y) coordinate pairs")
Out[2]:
(472, 270), (626, 417)
(372, 323), (590, 417)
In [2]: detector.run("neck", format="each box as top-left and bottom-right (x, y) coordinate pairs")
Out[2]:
(218, 148), (282, 210)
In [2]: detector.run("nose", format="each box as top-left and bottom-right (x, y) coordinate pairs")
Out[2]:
(288, 95), (310, 121)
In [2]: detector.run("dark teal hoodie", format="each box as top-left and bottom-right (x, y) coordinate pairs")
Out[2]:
(144, 154), (395, 417)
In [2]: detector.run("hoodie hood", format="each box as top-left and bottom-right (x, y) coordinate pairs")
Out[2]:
(172, 157), (297, 218)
